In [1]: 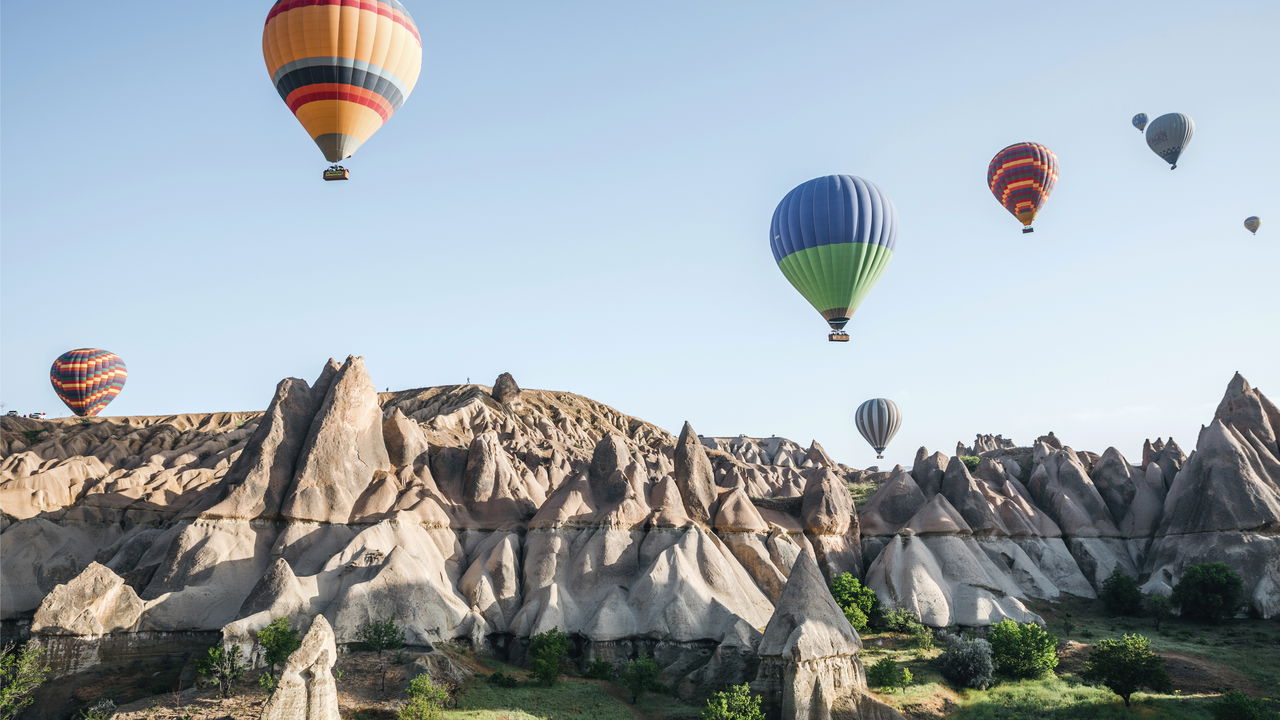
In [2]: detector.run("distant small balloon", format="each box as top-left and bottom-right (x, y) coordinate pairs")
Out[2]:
(1132, 113), (1148, 132)
(1145, 113), (1195, 169)
(1244, 216), (1261, 235)
(855, 398), (901, 459)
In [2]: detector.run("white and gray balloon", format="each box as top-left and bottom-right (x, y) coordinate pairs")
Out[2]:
(1145, 112), (1195, 169)
(855, 398), (902, 459)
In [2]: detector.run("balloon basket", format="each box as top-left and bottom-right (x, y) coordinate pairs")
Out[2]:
(876, 454), (884, 460)
(323, 165), (351, 181)
(1022, 227), (1034, 234)
(828, 332), (850, 342)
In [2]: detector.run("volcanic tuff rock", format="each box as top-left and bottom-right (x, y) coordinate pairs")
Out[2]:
(2, 364), (1278, 705)
(259, 615), (340, 720)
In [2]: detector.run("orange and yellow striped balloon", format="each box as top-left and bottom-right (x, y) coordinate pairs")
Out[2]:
(263, 0), (423, 163)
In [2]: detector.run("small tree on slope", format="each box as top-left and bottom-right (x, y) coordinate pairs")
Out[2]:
(1083, 634), (1171, 707)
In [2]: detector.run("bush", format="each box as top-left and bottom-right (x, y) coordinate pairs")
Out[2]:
(1082, 633), (1171, 707)
(959, 456), (981, 472)
(1172, 563), (1243, 622)
(620, 656), (661, 704)
(1100, 570), (1144, 616)
(701, 683), (765, 720)
(256, 617), (302, 672)
(878, 608), (922, 633)
(398, 673), (449, 720)
(196, 645), (246, 699)
(584, 659), (615, 680)
(988, 619), (1058, 679)
(830, 573), (879, 632)
(486, 672), (518, 688)
(0, 642), (49, 720)
(910, 624), (935, 650)
(357, 619), (407, 654)
(1211, 690), (1278, 720)
(867, 657), (911, 692)
(527, 628), (569, 687)
(78, 699), (117, 720)
(1144, 594), (1174, 631)
(936, 634), (994, 690)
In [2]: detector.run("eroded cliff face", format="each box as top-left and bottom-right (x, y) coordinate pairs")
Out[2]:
(3, 362), (1277, 707)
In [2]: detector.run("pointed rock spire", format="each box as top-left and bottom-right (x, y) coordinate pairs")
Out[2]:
(673, 421), (716, 523)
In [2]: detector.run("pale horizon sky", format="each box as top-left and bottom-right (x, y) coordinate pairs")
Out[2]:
(2, 1), (1277, 468)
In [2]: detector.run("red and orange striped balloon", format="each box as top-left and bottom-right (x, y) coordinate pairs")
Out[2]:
(263, 0), (423, 164)
(987, 142), (1059, 233)
(50, 349), (128, 417)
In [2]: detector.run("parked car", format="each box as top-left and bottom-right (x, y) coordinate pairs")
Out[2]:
(4, 410), (18, 417)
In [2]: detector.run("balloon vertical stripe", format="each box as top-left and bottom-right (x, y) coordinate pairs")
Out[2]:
(50, 349), (128, 417)
(855, 398), (901, 458)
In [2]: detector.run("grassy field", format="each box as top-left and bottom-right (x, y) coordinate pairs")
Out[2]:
(859, 601), (1280, 720)
(443, 658), (701, 720)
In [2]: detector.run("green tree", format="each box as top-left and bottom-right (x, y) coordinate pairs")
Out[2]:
(701, 683), (765, 720)
(1082, 633), (1171, 707)
(830, 573), (878, 632)
(1144, 594), (1173, 632)
(988, 619), (1058, 679)
(936, 634), (993, 690)
(1211, 690), (1278, 720)
(867, 657), (911, 692)
(196, 645), (246, 699)
(356, 619), (406, 654)
(78, 699), (117, 720)
(256, 617), (302, 672)
(1099, 570), (1144, 616)
(620, 657), (661, 704)
(398, 673), (449, 720)
(1172, 563), (1243, 622)
(959, 456), (981, 472)
(527, 628), (569, 687)
(0, 642), (49, 720)
(584, 659), (615, 680)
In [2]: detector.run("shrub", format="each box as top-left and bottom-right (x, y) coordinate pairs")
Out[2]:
(988, 619), (1058, 679)
(1082, 633), (1171, 707)
(584, 659), (615, 680)
(398, 673), (449, 720)
(527, 628), (569, 687)
(196, 645), (246, 698)
(620, 656), (661, 704)
(701, 683), (765, 720)
(1144, 594), (1174, 631)
(959, 456), (981, 472)
(936, 634), (994, 690)
(78, 699), (117, 720)
(867, 657), (911, 692)
(357, 619), (407, 654)
(256, 617), (302, 672)
(486, 672), (518, 688)
(0, 642), (49, 720)
(830, 573), (879, 632)
(910, 624), (935, 650)
(1211, 690), (1278, 720)
(1172, 563), (1243, 622)
(1100, 570), (1144, 616)
(878, 608), (922, 633)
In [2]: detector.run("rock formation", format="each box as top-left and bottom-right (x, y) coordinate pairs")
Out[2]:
(2, 364), (1278, 713)
(260, 615), (340, 720)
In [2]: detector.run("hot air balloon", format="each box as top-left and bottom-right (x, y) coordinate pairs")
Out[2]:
(50, 349), (127, 417)
(263, 0), (423, 181)
(1245, 216), (1261, 234)
(1132, 113), (1148, 132)
(988, 142), (1059, 234)
(855, 398), (901, 459)
(770, 175), (897, 342)
(1145, 113), (1194, 169)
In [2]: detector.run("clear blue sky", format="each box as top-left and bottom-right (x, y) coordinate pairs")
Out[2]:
(2, 1), (1277, 468)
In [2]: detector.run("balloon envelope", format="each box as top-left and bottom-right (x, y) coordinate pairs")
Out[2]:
(988, 142), (1059, 230)
(770, 175), (897, 333)
(855, 398), (901, 458)
(1145, 113), (1194, 169)
(50, 349), (127, 417)
(1132, 113), (1148, 132)
(1245, 216), (1261, 234)
(263, 0), (423, 163)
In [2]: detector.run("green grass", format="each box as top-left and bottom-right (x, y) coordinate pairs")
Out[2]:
(949, 678), (1217, 719)
(445, 669), (700, 720)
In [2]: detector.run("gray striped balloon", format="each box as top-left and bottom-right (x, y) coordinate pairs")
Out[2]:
(855, 398), (902, 459)
(1145, 113), (1195, 169)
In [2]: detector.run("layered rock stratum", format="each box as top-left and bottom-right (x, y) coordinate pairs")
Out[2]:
(2, 361), (1277, 715)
